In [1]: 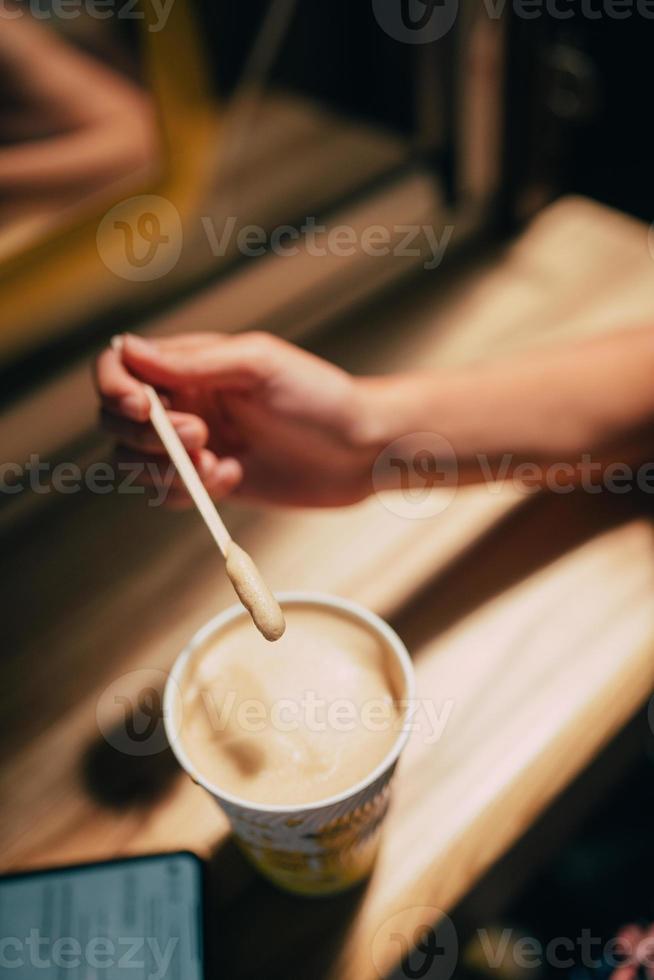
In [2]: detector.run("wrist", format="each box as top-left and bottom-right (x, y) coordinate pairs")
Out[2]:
(349, 372), (466, 495)
(350, 373), (435, 452)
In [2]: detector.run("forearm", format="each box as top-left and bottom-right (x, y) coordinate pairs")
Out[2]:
(0, 120), (154, 193)
(357, 326), (654, 490)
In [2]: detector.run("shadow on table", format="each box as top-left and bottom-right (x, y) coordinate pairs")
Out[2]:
(82, 676), (181, 808)
(205, 835), (369, 980)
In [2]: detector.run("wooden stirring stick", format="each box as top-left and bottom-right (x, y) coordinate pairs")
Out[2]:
(111, 336), (230, 555)
(110, 336), (286, 641)
(144, 384), (231, 556)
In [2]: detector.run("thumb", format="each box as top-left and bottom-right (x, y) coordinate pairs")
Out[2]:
(118, 333), (274, 391)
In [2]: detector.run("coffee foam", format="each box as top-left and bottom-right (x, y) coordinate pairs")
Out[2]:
(177, 603), (402, 806)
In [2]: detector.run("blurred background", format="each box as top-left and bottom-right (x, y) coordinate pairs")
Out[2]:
(2, 0), (653, 462)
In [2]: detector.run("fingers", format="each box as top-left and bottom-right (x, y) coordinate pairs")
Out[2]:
(113, 447), (243, 507)
(96, 332), (251, 507)
(101, 408), (208, 454)
(95, 330), (282, 417)
(94, 346), (150, 422)
(118, 331), (278, 391)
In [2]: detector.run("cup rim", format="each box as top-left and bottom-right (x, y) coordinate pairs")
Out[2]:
(163, 591), (415, 815)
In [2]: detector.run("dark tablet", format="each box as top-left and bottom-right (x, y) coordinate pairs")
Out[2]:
(0, 852), (205, 979)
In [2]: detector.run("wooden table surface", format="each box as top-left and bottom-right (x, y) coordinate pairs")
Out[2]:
(3, 197), (654, 979)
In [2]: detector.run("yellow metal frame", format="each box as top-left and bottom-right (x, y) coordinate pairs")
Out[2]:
(0, 1), (218, 365)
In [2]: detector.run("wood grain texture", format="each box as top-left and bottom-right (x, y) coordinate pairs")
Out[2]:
(2, 197), (654, 979)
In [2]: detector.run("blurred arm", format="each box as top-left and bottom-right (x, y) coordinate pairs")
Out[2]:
(0, 14), (156, 196)
(362, 325), (654, 489)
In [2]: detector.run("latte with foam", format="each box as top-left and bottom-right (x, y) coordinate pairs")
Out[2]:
(177, 603), (402, 806)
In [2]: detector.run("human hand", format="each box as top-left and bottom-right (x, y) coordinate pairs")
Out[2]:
(94, 332), (379, 508)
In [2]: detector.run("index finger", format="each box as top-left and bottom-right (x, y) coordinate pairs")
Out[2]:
(93, 347), (150, 422)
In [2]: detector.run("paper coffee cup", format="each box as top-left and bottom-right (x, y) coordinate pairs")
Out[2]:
(164, 592), (415, 896)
